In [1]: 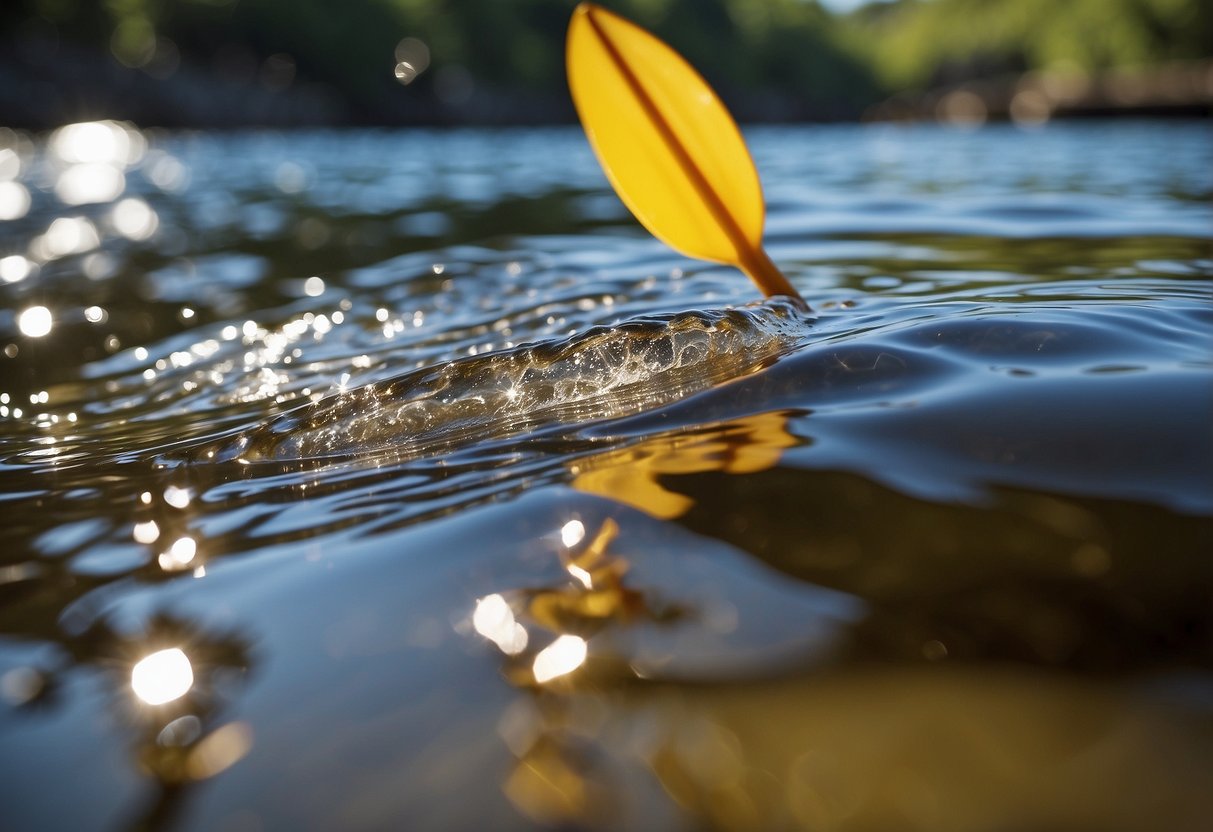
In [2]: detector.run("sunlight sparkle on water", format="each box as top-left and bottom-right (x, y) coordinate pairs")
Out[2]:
(532, 635), (587, 684)
(133, 520), (160, 544)
(158, 537), (197, 571)
(33, 216), (100, 260)
(51, 120), (144, 167)
(0, 255), (32, 284)
(0, 181), (30, 220)
(163, 486), (192, 508)
(18, 306), (52, 338)
(112, 198), (158, 240)
(560, 519), (585, 550)
(0, 147), (19, 179)
(473, 594), (528, 656)
(55, 163), (125, 205)
(146, 151), (189, 192)
(568, 563), (593, 590)
(131, 648), (193, 705)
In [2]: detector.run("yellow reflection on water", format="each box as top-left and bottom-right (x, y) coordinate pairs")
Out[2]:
(499, 665), (1213, 831)
(131, 647), (194, 705)
(186, 722), (253, 780)
(573, 411), (797, 518)
(503, 735), (597, 827)
(567, 563), (593, 590)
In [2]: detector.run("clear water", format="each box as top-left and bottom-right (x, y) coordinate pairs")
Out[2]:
(1, 121), (1210, 831)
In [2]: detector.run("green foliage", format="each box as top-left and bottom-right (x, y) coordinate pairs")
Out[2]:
(1, 0), (1208, 122)
(849, 0), (1213, 90)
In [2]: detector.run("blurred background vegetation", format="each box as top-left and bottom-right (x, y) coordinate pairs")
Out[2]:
(1, 0), (1209, 127)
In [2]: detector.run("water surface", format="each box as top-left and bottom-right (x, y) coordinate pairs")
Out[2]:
(1, 121), (1210, 831)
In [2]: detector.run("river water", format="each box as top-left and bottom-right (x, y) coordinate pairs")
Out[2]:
(1, 121), (1210, 830)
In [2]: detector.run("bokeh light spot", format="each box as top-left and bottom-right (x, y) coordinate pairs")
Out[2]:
(18, 307), (52, 338)
(131, 648), (194, 705)
(532, 635), (587, 684)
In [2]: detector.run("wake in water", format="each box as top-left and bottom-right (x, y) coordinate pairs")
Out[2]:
(205, 299), (809, 463)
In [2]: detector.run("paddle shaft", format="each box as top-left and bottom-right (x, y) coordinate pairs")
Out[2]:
(739, 246), (801, 301)
(581, 5), (803, 304)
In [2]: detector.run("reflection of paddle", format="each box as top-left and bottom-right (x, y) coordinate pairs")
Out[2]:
(567, 2), (804, 305)
(573, 412), (798, 519)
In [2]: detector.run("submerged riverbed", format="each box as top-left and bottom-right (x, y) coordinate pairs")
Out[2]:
(1, 121), (1210, 830)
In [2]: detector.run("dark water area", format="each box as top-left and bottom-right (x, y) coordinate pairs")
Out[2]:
(0, 121), (1211, 830)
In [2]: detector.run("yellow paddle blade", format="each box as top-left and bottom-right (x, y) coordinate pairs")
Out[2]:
(566, 2), (800, 301)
